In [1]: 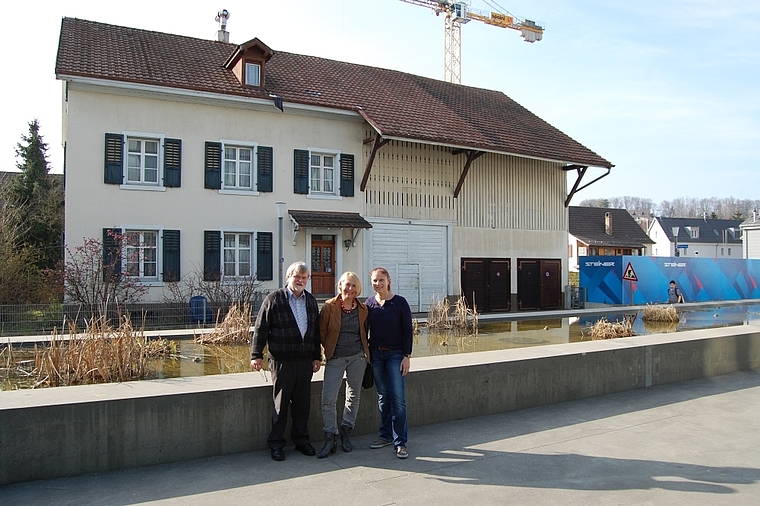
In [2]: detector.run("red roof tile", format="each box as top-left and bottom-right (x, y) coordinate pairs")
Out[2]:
(56, 18), (613, 168)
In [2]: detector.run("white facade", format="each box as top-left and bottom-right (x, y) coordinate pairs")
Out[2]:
(648, 219), (741, 258)
(63, 83), (366, 300)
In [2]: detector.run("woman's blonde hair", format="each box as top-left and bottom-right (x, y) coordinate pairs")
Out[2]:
(369, 266), (391, 290)
(337, 271), (362, 296)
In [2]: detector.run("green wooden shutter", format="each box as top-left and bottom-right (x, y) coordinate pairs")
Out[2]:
(102, 228), (122, 281)
(164, 138), (182, 188)
(339, 153), (355, 197)
(204, 142), (222, 189)
(104, 134), (123, 184)
(162, 229), (180, 282)
(257, 146), (273, 192)
(293, 149), (309, 194)
(257, 232), (273, 281)
(203, 230), (221, 281)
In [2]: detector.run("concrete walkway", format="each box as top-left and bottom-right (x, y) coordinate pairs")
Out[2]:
(2, 369), (759, 505)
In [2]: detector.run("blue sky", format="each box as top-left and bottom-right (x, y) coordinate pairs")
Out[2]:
(1, 0), (757, 203)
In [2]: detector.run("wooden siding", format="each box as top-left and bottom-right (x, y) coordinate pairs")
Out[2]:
(363, 132), (567, 231)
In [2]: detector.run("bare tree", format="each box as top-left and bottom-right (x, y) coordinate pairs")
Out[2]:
(64, 236), (148, 305)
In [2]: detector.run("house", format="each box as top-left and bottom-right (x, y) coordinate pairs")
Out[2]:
(568, 206), (653, 272)
(740, 212), (760, 259)
(55, 17), (612, 312)
(648, 217), (743, 258)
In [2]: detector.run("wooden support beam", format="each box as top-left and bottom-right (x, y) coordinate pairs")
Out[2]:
(453, 150), (485, 198)
(360, 136), (390, 191)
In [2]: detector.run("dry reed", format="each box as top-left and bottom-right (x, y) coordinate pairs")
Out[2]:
(587, 315), (635, 340)
(426, 296), (479, 335)
(194, 302), (252, 345)
(642, 305), (680, 323)
(32, 313), (172, 387)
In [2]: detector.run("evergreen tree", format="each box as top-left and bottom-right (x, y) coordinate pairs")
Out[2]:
(2, 119), (63, 271)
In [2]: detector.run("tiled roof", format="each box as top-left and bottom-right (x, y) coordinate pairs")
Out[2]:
(55, 18), (613, 169)
(289, 210), (372, 230)
(654, 217), (743, 244)
(569, 206), (653, 248)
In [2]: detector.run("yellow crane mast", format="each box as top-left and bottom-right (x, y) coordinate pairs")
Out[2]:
(399, 0), (544, 84)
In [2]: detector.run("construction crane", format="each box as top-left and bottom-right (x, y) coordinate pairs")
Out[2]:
(400, 0), (544, 84)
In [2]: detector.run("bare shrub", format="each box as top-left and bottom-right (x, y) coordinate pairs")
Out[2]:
(163, 268), (266, 306)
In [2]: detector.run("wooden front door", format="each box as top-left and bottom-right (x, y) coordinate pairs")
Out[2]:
(310, 237), (335, 296)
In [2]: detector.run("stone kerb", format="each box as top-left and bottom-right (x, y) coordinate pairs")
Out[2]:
(1, 325), (759, 485)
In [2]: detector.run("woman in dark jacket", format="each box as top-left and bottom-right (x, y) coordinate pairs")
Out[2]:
(316, 271), (370, 458)
(366, 266), (413, 459)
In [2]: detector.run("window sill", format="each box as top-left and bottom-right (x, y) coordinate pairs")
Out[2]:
(219, 189), (260, 196)
(120, 184), (166, 192)
(307, 193), (342, 201)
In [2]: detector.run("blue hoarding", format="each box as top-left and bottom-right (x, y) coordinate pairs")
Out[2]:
(579, 256), (760, 304)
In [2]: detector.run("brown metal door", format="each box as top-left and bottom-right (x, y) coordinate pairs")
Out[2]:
(461, 258), (511, 313)
(461, 259), (486, 311)
(310, 238), (335, 296)
(540, 259), (562, 310)
(488, 260), (510, 312)
(517, 259), (540, 310)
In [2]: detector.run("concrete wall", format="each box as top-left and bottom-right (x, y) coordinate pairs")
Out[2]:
(2, 325), (760, 485)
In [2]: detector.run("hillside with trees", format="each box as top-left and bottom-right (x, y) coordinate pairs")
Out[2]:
(579, 196), (759, 220)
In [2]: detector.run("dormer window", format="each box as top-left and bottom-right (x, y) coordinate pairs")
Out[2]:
(224, 37), (274, 89)
(245, 62), (261, 87)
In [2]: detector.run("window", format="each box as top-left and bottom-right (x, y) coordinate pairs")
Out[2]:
(223, 233), (252, 277)
(294, 149), (353, 197)
(688, 227), (699, 238)
(103, 228), (179, 283)
(127, 138), (159, 184)
(204, 140), (272, 193)
(124, 230), (158, 279)
(310, 153), (335, 194)
(245, 63), (261, 86)
(104, 133), (181, 188)
(728, 247), (732, 256)
(224, 145), (254, 190)
(721, 247), (724, 256)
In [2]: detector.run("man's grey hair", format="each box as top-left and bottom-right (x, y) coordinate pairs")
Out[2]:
(286, 261), (310, 279)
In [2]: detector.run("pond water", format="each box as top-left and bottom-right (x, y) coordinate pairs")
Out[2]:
(4, 304), (760, 390)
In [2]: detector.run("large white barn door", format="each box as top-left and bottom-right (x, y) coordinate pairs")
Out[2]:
(368, 222), (448, 312)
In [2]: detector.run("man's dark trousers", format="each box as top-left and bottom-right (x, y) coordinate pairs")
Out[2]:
(267, 358), (313, 449)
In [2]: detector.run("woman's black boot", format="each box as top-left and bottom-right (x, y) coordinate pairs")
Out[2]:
(340, 425), (353, 452)
(317, 432), (338, 459)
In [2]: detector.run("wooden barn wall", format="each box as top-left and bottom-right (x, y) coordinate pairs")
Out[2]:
(363, 133), (567, 231)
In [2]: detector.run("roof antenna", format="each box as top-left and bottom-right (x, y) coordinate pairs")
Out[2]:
(216, 9), (230, 43)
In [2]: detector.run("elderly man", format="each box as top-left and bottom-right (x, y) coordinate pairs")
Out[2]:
(251, 261), (322, 461)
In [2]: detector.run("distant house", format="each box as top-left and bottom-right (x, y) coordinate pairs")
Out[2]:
(740, 212), (760, 259)
(568, 206), (653, 272)
(55, 17), (612, 311)
(648, 217), (742, 258)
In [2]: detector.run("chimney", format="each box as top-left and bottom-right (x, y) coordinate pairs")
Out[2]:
(216, 9), (230, 43)
(605, 212), (612, 235)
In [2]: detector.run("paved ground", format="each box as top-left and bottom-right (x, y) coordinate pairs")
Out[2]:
(2, 369), (759, 505)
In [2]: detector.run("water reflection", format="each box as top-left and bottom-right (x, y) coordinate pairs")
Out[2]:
(4, 304), (760, 389)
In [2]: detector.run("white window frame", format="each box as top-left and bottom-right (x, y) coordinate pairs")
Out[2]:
(221, 230), (258, 280)
(121, 131), (166, 192)
(245, 63), (261, 86)
(307, 147), (342, 200)
(220, 139), (259, 195)
(119, 226), (165, 286)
